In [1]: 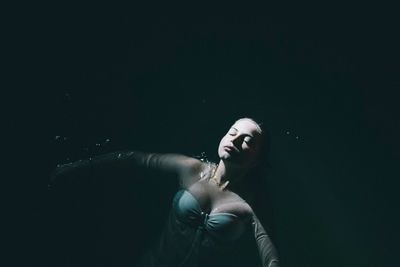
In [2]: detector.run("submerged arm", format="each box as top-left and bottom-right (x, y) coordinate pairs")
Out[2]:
(50, 150), (202, 187)
(251, 213), (280, 267)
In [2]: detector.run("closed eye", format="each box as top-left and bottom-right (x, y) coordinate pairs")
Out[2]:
(228, 128), (238, 135)
(244, 137), (253, 145)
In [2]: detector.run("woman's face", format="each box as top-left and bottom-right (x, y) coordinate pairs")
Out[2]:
(218, 119), (263, 168)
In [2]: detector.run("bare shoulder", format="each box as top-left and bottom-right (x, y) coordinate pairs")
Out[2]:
(177, 157), (209, 187)
(179, 156), (208, 175)
(234, 201), (254, 220)
(237, 199), (254, 219)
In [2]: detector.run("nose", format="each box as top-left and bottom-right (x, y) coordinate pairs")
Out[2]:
(231, 135), (243, 148)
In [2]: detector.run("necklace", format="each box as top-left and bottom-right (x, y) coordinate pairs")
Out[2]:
(204, 163), (230, 190)
(210, 175), (230, 190)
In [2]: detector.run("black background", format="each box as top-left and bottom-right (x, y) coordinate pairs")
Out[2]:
(6, 2), (400, 266)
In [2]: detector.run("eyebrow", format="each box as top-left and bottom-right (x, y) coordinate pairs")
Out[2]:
(231, 127), (254, 138)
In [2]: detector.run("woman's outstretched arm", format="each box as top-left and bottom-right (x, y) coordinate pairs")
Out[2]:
(251, 213), (280, 267)
(50, 150), (202, 187)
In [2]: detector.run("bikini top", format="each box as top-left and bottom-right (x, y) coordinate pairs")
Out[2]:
(172, 189), (247, 242)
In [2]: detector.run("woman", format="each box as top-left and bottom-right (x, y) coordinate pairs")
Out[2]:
(51, 118), (279, 267)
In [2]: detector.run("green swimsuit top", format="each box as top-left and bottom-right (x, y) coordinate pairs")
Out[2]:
(173, 190), (247, 242)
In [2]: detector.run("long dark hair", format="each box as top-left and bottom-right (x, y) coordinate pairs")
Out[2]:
(232, 118), (275, 230)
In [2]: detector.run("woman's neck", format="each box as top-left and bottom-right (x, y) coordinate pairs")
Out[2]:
(212, 160), (247, 190)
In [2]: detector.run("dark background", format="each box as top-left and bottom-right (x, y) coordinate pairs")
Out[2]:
(6, 2), (399, 266)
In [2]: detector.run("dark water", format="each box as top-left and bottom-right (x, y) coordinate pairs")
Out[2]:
(7, 3), (400, 266)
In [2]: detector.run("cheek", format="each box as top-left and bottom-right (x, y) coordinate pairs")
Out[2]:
(217, 138), (226, 154)
(219, 136), (228, 146)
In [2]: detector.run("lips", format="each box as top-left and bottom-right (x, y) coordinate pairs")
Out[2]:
(224, 146), (238, 153)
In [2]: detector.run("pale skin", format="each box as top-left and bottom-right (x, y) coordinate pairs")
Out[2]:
(148, 118), (279, 266)
(145, 118), (264, 226)
(51, 118), (279, 266)
(179, 118), (263, 218)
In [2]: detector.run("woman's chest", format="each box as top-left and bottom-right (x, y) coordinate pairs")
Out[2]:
(172, 185), (251, 242)
(181, 181), (251, 218)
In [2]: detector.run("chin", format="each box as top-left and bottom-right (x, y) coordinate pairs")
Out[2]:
(222, 156), (242, 166)
(221, 150), (235, 159)
(219, 154), (230, 161)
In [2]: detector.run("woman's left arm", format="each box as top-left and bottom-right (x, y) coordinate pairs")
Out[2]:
(251, 213), (280, 267)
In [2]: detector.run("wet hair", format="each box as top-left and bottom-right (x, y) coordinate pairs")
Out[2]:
(227, 118), (273, 222)
(232, 118), (276, 230)
(234, 117), (263, 134)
